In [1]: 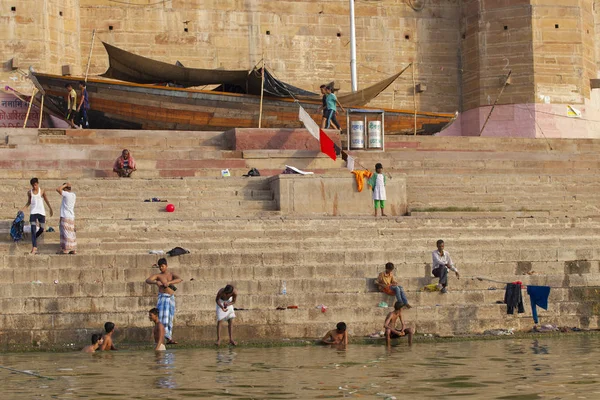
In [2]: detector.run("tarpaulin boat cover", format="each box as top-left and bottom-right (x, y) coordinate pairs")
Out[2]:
(100, 42), (406, 106)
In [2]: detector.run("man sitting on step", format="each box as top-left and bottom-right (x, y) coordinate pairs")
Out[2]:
(113, 149), (137, 178)
(431, 239), (460, 294)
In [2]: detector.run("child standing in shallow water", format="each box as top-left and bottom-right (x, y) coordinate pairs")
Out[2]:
(368, 163), (387, 217)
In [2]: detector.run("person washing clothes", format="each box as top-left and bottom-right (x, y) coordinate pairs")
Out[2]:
(368, 163), (387, 217)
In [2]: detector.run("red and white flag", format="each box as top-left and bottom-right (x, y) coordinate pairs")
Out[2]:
(298, 105), (337, 161)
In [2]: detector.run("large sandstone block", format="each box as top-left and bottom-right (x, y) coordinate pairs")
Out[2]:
(228, 128), (341, 151)
(269, 174), (407, 216)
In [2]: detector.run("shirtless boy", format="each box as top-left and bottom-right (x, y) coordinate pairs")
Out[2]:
(100, 321), (117, 351)
(215, 285), (238, 346)
(145, 258), (182, 345)
(321, 322), (348, 345)
(82, 333), (103, 353)
(384, 301), (414, 346)
(149, 308), (166, 351)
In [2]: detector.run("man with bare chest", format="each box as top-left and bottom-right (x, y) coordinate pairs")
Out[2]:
(145, 258), (182, 345)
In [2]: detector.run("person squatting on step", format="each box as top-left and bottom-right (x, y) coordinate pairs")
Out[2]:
(384, 301), (414, 346)
(431, 239), (460, 293)
(215, 284), (238, 346)
(22, 178), (53, 255)
(56, 182), (77, 254)
(376, 262), (411, 308)
(113, 149), (137, 178)
(145, 258), (182, 345)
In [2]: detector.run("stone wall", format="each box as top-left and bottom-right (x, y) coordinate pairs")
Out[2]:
(3, 1), (600, 137)
(2, 0), (461, 113)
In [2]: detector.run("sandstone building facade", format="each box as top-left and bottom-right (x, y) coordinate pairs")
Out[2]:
(2, 0), (600, 137)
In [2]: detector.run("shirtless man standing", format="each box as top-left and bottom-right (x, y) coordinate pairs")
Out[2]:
(145, 258), (182, 345)
(215, 285), (238, 346)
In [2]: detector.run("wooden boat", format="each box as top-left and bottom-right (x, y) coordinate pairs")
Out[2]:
(32, 43), (456, 134)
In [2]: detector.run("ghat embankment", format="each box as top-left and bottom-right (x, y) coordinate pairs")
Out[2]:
(1, 128), (599, 351)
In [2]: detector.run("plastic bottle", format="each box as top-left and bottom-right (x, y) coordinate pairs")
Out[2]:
(281, 280), (287, 295)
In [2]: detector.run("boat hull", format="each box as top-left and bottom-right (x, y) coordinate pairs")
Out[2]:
(34, 74), (456, 134)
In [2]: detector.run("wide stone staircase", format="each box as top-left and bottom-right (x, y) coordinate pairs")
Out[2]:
(1, 128), (599, 350)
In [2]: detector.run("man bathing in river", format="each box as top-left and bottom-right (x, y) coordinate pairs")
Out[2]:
(321, 322), (348, 345)
(216, 285), (237, 346)
(384, 301), (414, 346)
(149, 308), (166, 351)
(82, 333), (103, 353)
(145, 258), (182, 345)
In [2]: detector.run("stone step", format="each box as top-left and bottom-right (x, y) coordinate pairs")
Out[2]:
(0, 287), (576, 317)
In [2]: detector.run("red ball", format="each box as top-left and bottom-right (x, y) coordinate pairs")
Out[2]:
(165, 204), (175, 212)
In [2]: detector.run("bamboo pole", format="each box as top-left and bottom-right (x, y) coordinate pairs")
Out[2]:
(84, 29), (96, 83)
(258, 55), (265, 128)
(412, 63), (417, 135)
(23, 87), (37, 128)
(38, 95), (44, 128)
(480, 70), (512, 136)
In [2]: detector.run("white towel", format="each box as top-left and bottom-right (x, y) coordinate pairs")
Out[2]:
(216, 297), (236, 321)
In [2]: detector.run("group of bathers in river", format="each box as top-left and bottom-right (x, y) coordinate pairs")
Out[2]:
(82, 239), (461, 351)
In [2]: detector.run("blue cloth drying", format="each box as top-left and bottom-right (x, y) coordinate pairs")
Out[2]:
(526, 285), (551, 324)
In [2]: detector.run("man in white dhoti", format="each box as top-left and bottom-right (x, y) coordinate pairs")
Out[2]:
(56, 182), (76, 254)
(215, 285), (237, 346)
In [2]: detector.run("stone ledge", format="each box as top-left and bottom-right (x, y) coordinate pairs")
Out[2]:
(269, 174), (407, 216)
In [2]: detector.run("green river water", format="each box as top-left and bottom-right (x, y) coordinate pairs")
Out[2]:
(2, 336), (600, 399)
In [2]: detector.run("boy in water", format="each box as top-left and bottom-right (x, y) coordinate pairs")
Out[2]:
(384, 301), (414, 346)
(367, 163), (387, 217)
(82, 333), (103, 353)
(149, 308), (166, 351)
(321, 322), (348, 345)
(376, 262), (411, 308)
(100, 321), (117, 351)
(215, 285), (237, 346)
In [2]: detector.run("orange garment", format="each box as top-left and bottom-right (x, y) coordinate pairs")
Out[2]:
(351, 170), (373, 192)
(377, 271), (396, 295)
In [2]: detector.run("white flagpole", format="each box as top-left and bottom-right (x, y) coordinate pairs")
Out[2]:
(349, 0), (358, 92)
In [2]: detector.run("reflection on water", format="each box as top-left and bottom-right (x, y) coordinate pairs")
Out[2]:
(2, 336), (600, 399)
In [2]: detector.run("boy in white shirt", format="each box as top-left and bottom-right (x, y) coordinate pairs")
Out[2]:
(368, 163), (387, 217)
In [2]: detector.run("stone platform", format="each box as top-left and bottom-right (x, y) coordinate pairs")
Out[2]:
(1, 128), (599, 350)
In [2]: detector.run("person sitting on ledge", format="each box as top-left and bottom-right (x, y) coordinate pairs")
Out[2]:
(376, 262), (411, 308)
(432, 239), (460, 294)
(82, 333), (103, 353)
(321, 322), (348, 345)
(113, 149), (137, 177)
